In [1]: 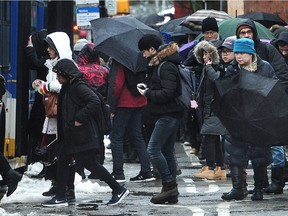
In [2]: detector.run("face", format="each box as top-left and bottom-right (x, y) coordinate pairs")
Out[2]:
(56, 74), (68, 84)
(203, 51), (210, 63)
(235, 52), (252, 66)
(221, 48), (235, 63)
(278, 44), (288, 58)
(203, 31), (218, 41)
(142, 47), (157, 58)
(47, 47), (57, 59)
(238, 27), (254, 39)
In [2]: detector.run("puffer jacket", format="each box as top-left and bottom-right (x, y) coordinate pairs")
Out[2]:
(42, 32), (72, 134)
(58, 80), (101, 154)
(193, 40), (228, 135)
(236, 19), (288, 94)
(144, 42), (184, 119)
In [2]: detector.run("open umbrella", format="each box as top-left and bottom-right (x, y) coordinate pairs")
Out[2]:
(159, 16), (191, 34)
(136, 13), (165, 26)
(212, 70), (288, 147)
(90, 16), (160, 73)
(217, 18), (275, 40)
(238, 12), (287, 28)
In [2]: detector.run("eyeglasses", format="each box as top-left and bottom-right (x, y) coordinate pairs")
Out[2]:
(239, 30), (253, 36)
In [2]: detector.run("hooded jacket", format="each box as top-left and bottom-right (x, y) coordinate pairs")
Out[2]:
(144, 42), (184, 118)
(193, 41), (227, 135)
(42, 32), (73, 134)
(236, 19), (288, 93)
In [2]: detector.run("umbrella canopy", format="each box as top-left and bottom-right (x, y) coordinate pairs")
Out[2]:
(217, 18), (275, 40)
(136, 13), (165, 26)
(212, 70), (288, 147)
(184, 9), (233, 25)
(238, 12), (287, 28)
(159, 16), (193, 34)
(90, 16), (160, 73)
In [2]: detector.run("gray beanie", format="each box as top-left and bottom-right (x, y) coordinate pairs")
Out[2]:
(73, 39), (88, 51)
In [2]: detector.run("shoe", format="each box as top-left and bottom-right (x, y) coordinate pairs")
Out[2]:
(4, 169), (22, 197)
(42, 197), (68, 207)
(214, 166), (227, 180)
(66, 189), (76, 203)
(107, 186), (129, 206)
(193, 166), (216, 180)
(42, 184), (57, 197)
(111, 173), (126, 183)
(130, 172), (155, 182)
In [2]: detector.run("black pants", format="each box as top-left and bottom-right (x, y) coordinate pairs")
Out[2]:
(203, 135), (224, 168)
(56, 149), (120, 198)
(0, 152), (10, 175)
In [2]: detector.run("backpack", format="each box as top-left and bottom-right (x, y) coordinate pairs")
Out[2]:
(157, 61), (196, 110)
(124, 67), (147, 97)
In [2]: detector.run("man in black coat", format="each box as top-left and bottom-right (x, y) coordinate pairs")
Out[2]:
(41, 59), (129, 207)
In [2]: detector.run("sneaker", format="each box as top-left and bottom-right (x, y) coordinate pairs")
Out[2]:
(111, 173), (126, 183)
(42, 197), (68, 207)
(130, 172), (155, 182)
(107, 186), (129, 206)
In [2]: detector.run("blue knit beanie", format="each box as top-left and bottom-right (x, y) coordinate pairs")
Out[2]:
(233, 38), (255, 54)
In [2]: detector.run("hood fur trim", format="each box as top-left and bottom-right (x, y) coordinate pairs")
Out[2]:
(193, 41), (220, 65)
(149, 42), (179, 66)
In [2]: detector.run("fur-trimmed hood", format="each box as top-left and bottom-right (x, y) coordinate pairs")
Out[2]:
(149, 42), (181, 66)
(193, 41), (220, 65)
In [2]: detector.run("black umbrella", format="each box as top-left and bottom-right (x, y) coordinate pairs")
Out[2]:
(212, 70), (288, 147)
(159, 16), (193, 34)
(136, 13), (165, 26)
(238, 12), (287, 28)
(90, 16), (160, 73)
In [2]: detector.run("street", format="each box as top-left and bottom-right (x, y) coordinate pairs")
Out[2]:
(1, 141), (288, 215)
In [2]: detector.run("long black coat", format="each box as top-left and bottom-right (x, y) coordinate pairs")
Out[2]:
(57, 80), (101, 155)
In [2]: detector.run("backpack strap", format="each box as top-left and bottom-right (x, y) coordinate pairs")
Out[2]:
(156, 61), (167, 80)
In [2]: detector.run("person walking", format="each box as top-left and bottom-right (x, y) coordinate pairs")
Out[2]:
(107, 59), (154, 183)
(137, 34), (184, 204)
(41, 59), (129, 207)
(32, 32), (73, 197)
(221, 38), (275, 201)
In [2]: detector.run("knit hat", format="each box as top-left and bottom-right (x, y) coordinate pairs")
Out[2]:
(219, 36), (236, 50)
(233, 38), (255, 54)
(236, 25), (252, 36)
(202, 17), (218, 33)
(53, 59), (82, 79)
(73, 38), (88, 52)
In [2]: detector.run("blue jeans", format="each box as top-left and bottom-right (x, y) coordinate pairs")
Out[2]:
(271, 146), (285, 168)
(110, 107), (151, 175)
(147, 115), (180, 183)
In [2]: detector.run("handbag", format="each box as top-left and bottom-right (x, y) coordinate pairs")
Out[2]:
(43, 92), (58, 118)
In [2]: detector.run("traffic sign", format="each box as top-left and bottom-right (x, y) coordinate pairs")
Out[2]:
(76, 7), (100, 27)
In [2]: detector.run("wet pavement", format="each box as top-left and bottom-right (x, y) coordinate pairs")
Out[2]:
(1, 141), (288, 215)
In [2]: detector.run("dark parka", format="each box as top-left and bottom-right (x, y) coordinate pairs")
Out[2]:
(236, 19), (288, 94)
(193, 40), (228, 135)
(144, 42), (184, 119)
(55, 60), (101, 155)
(224, 55), (275, 167)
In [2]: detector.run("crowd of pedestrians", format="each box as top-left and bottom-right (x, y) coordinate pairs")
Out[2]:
(1, 11), (288, 209)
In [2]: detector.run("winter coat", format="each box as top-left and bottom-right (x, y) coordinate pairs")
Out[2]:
(58, 80), (101, 154)
(144, 42), (184, 119)
(193, 41), (228, 135)
(236, 19), (288, 94)
(224, 55), (275, 167)
(42, 32), (72, 134)
(107, 60), (147, 114)
(77, 43), (109, 98)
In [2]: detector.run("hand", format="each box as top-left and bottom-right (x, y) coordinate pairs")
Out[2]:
(27, 35), (33, 47)
(32, 79), (43, 89)
(75, 121), (83, 126)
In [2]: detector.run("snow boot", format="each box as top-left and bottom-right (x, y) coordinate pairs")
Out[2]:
(263, 167), (283, 194)
(251, 166), (266, 201)
(150, 180), (179, 204)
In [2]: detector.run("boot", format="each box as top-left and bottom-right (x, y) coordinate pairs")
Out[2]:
(251, 166), (266, 201)
(263, 167), (284, 194)
(3, 169), (22, 197)
(248, 167), (269, 194)
(221, 166), (245, 200)
(193, 166), (215, 180)
(214, 166), (227, 180)
(150, 180), (179, 204)
(42, 180), (57, 196)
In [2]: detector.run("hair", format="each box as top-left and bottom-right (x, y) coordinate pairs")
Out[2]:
(138, 34), (163, 51)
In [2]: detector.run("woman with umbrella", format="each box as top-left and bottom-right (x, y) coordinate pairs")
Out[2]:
(221, 38), (275, 201)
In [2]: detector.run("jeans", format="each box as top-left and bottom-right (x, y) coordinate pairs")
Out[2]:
(110, 107), (151, 175)
(271, 146), (285, 168)
(147, 115), (180, 183)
